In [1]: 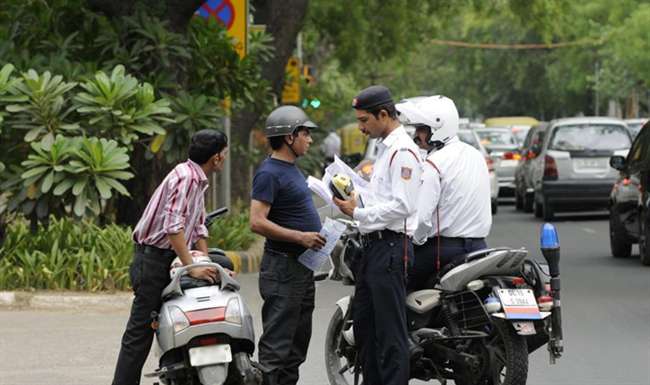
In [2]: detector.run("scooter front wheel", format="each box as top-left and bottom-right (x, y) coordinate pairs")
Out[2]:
(324, 307), (361, 385)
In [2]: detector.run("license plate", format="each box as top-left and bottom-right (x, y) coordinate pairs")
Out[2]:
(189, 344), (232, 367)
(574, 158), (606, 170)
(497, 289), (542, 320)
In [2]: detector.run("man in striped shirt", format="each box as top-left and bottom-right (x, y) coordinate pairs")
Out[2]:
(112, 129), (228, 385)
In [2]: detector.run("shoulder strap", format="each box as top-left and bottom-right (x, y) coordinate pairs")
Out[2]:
(389, 148), (420, 168)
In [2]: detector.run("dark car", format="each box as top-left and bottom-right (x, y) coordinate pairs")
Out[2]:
(609, 120), (650, 265)
(515, 122), (548, 212)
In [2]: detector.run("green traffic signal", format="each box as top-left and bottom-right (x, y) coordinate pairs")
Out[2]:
(301, 97), (321, 109)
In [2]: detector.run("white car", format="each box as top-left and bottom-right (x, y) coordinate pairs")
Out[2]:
(625, 118), (648, 139)
(528, 117), (632, 220)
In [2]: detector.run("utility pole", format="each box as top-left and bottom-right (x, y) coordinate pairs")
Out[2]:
(220, 99), (232, 209)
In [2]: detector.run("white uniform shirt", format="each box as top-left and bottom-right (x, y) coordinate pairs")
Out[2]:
(413, 136), (492, 245)
(353, 125), (422, 236)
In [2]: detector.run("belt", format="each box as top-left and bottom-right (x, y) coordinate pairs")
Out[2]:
(433, 236), (485, 247)
(359, 229), (409, 246)
(264, 247), (301, 259)
(135, 243), (176, 258)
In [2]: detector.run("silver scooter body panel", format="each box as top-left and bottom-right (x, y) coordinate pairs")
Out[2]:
(155, 263), (255, 357)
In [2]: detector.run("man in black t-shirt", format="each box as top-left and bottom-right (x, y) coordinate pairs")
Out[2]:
(250, 105), (326, 385)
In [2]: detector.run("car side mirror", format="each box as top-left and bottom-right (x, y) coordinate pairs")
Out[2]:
(609, 155), (626, 171)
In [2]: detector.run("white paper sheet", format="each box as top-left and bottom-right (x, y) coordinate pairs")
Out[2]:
(308, 155), (373, 208)
(298, 218), (347, 271)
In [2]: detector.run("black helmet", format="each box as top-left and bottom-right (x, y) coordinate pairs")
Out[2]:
(264, 105), (318, 138)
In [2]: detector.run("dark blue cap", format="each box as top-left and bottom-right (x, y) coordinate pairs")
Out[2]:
(352, 85), (394, 110)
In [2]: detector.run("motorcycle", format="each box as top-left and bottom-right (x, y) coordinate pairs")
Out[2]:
(146, 208), (261, 385)
(324, 220), (563, 385)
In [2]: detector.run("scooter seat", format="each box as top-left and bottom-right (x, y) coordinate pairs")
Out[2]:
(179, 253), (235, 290)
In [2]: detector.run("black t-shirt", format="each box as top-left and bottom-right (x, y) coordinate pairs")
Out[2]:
(251, 157), (322, 254)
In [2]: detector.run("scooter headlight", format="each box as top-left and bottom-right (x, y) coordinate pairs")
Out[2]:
(170, 306), (190, 333)
(224, 297), (242, 325)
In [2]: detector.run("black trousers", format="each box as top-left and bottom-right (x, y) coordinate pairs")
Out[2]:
(353, 234), (412, 385)
(258, 248), (315, 385)
(112, 244), (176, 385)
(408, 237), (487, 291)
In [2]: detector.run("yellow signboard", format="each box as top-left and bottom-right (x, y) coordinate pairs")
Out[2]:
(196, 0), (248, 58)
(282, 56), (301, 105)
(228, 0), (248, 58)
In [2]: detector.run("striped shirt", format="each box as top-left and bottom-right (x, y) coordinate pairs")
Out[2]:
(133, 160), (210, 249)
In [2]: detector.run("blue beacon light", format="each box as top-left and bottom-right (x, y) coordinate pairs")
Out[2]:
(540, 223), (559, 250)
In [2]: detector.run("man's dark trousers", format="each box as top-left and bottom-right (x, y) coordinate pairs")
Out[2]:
(112, 245), (176, 385)
(353, 233), (412, 385)
(258, 248), (315, 385)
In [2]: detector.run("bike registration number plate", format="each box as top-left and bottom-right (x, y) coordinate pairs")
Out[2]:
(497, 289), (542, 320)
(189, 344), (232, 367)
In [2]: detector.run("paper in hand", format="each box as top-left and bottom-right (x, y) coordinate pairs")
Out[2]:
(298, 218), (347, 271)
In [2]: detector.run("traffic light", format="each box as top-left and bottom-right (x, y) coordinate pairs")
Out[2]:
(302, 64), (316, 85)
(301, 97), (321, 109)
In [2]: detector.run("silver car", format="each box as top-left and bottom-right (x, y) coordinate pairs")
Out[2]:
(625, 118), (648, 139)
(475, 127), (521, 196)
(529, 117), (632, 220)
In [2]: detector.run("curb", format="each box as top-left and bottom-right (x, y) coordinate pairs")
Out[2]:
(225, 236), (264, 274)
(0, 237), (265, 311)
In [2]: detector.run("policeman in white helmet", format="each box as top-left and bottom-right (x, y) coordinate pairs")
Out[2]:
(396, 95), (492, 291)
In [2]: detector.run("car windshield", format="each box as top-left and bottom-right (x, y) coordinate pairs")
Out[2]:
(550, 124), (631, 151)
(511, 127), (530, 144)
(476, 130), (517, 146)
(628, 123), (644, 139)
(458, 131), (480, 149)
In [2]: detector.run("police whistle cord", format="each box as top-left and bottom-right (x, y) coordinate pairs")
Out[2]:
(388, 147), (422, 279)
(425, 159), (443, 273)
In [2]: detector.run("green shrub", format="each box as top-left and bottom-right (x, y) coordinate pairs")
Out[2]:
(208, 209), (256, 251)
(0, 210), (256, 291)
(0, 216), (132, 291)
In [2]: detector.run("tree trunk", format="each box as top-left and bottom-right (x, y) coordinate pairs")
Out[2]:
(231, 0), (310, 201)
(166, 0), (206, 32)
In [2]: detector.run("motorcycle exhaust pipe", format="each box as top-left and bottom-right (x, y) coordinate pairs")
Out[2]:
(540, 223), (563, 364)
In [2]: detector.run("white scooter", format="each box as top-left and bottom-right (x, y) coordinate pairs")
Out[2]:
(146, 208), (261, 385)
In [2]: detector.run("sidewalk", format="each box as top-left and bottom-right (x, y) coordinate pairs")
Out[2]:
(0, 237), (265, 311)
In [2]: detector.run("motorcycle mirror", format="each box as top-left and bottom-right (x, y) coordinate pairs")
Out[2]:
(205, 207), (229, 228)
(540, 223), (560, 277)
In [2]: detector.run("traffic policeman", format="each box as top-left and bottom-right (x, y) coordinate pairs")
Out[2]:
(334, 85), (422, 385)
(396, 95), (492, 291)
(249, 105), (326, 385)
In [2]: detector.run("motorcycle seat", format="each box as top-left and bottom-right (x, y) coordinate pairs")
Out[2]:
(437, 248), (511, 279)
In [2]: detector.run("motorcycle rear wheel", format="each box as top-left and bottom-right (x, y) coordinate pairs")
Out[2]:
(484, 319), (528, 385)
(452, 319), (528, 385)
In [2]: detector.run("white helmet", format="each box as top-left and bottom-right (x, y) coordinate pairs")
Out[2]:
(169, 252), (211, 280)
(396, 95), (459, 145)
